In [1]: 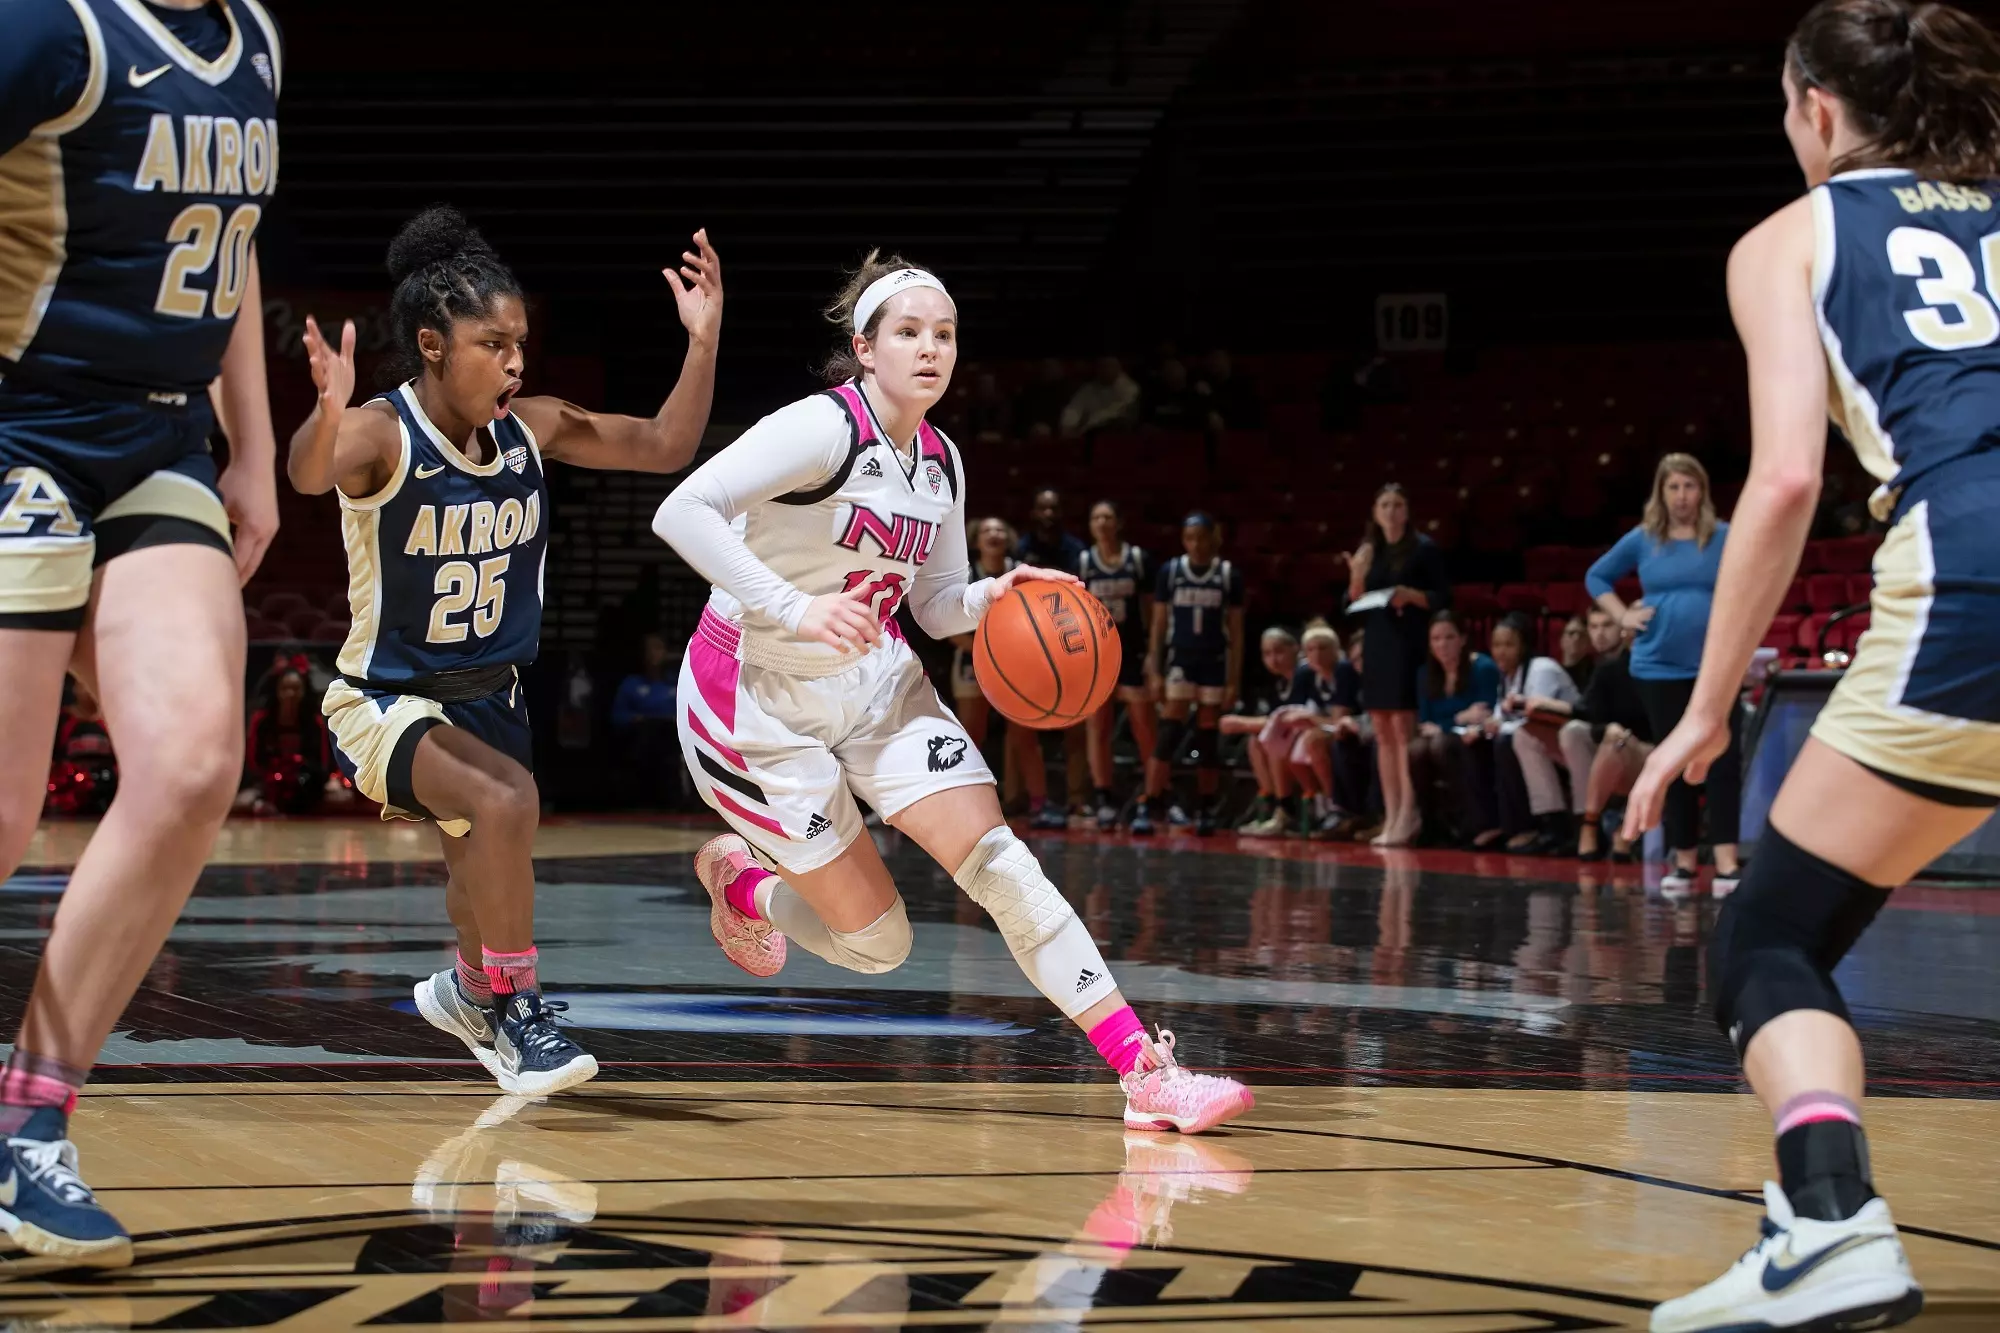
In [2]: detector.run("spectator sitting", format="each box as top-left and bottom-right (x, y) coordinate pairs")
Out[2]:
(1562, 620), (1655, 861)
(1317, 627), (1381, 840)
(1013, 357), (1073, 438)
(1501, 607), (1628, 854)
(1231, 626), (1315, 837)
(1017, 488), (1089, 570)
(1141, 357), (1203, 432)
(1487, 612), (1584, 853)
(1254, 621), (1358, 838)
(1059, 355), (1140, 438)
(612, 633), (682, 809)
(1409, 610), (1503, 847)
(47, 682), (116, 817)
(1196, 348), (1262, 432)
(238, 667), (335, 816)
(1557, 614), (1597, 693)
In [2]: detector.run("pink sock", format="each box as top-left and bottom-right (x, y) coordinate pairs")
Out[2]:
(1088, 1006), (1147, 1076)
(724, 865), (774, 921)
(0, 1051), (86, 1131)
(456, 951), (494, 1004)
(1775, 1091), (1862, 1135)
(483, 946), (538, 996)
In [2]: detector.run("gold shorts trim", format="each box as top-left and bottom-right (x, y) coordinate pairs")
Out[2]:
(322, 679), (469, 838)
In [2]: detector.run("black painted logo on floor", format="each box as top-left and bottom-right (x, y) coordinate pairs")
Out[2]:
(0, 1212), (1649, 1330)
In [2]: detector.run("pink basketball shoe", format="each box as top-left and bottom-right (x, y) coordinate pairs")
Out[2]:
(693, 835), (787, 978)
(1119, 1028), (1254, 1134)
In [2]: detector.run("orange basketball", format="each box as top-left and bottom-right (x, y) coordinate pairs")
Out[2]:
(973, 580), (1123, 729)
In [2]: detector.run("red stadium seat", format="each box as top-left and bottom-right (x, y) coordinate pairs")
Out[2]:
(1846, 574), (1874, 608)
(1543, 583), (1588, 616)
(324, 589), (352, 617)
(1782, 578), (1811, 613)
(1497, 583), (1545, 614)
(285, 609), (326, 640)
(1521, 547), (1567, 583)
(258, 591), (311, 622)
(1763, 614), (1804, 653)
(1806, 573), (1851, 610)
(245, 615), (286, 642)
(308, 618), (350, 642)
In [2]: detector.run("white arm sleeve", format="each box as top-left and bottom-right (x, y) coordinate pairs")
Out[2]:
(905, 438), (996, 639)
(651, 396), (850, 634)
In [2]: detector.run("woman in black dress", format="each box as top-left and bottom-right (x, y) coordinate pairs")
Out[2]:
(1343, 484), (1451, 846)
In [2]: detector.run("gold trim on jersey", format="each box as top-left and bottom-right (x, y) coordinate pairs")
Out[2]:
(44, 0), (108, 136)
(1813, 500), (2000, 796)
(1810, 185), (1903, 517)
(109, 0), (243, 87)
(0, 538), (92, 614)
(399, 383), (504, 477)
(0, 139), (67, 364)
(96, 468), (231, 540)
(335, 416), (410, 681)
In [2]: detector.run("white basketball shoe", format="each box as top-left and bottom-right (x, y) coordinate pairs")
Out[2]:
(1650, 1182), (1921, 1332)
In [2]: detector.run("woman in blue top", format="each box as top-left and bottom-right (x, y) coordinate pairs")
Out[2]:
(1409, 610), (1504, 845)
(1586, 454), (1740, 887)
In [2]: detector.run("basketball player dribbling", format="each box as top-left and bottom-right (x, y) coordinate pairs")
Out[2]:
(653, 252), (1252, 1133)
(1079, 500), (1156, 830)
(0, 0), (283, 1263)
(1627, 3), (2000, 1328)
(291, 206), (722, 1099)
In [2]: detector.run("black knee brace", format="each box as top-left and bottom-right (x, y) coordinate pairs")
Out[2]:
(1193, 726), (1223, 772)
(1709, 825), (1890, 1058)
(1154, 715), (1189, 765)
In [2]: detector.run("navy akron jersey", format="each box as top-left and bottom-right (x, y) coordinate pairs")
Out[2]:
(1157, 555), (1243, 660)
(1079, 543), (1149, 662)
(1814, 168), (2000, 508)
(337, 385), (550, 687)
(0, 0), (281, 399)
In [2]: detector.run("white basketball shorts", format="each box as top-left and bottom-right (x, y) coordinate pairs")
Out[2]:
(677, 611), (995, 874)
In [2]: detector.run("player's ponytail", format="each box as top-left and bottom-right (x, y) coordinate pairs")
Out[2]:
(383, 204), (524, 385)
(819, 248), (937, 384)
(1789, 0), (2000, 180)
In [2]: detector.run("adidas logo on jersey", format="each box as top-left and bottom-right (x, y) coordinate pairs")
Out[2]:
(859, 457), (884, 478)
(804, 814), (833, 839)
(1075, 968), (1101, 994)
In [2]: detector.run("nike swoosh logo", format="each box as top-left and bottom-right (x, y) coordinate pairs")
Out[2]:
(128, 63), (173, 87)
(1762, 1234), (1883, 1292)
(0, 1171), (16, 1207)
(414, 463), (445, 479)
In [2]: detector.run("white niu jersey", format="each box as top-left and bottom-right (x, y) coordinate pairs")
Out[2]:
(654, 381), (987, 673)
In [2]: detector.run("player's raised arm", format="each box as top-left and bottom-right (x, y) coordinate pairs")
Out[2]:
(525, 230), (722, 473)
(287, 315), (400, 498)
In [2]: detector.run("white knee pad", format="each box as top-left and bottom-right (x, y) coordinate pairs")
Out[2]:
(953, 826), (1117, 1018)
(824, 897), (912, 975)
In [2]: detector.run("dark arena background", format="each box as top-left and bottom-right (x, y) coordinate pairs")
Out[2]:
(7, 1), (2000, 1330)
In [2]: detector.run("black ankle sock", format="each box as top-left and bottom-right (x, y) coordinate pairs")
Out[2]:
(1096, 787), (1114, 806)
(1777, 1118), (1875, 1222)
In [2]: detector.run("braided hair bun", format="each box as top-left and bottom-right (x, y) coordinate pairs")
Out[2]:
(386, 205), (492, 284)
(381, 204), (521, 385)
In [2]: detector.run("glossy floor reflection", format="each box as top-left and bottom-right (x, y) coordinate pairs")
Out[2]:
(1, 818), (1996, 1329)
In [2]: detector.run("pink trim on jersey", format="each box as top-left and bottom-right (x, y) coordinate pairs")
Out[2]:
(689, 628), (741, 731)
(828, 382), (880, 445)
(714, 788), (788, 840)
(882, 615), (906, 642)
(685, 708), (749, 770)
(1776, 1095), (1862, 1136)
(917, 419), (947, 465)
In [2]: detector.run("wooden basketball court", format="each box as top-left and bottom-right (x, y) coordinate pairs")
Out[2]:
(1, 818), (1994, 1330)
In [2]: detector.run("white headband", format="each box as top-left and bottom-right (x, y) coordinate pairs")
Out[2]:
(853, 268), (950, 333)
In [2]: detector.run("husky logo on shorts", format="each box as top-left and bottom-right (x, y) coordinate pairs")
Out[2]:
(505, 446), (530, 474)
(927, 736), (967, 771)
(924, 461), (944, 496)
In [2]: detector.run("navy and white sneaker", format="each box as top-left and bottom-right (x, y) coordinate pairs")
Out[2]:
(414, 968), (501, 1082)
(0, 1108), (131, 1266)
(492, 991), (598, 1098)
(1129, 801), (1155, 836)
(1651, 1181), (1920, 1332)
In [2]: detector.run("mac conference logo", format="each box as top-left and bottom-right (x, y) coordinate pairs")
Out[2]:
(0, 1212), (1645, 1329)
